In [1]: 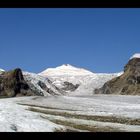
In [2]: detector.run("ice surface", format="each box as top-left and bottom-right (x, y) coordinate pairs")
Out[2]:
(20, 95), (140, 119)
(0, 95), (140, 132)
(13, 95), (140, 132)
(0, 97), (65, 132)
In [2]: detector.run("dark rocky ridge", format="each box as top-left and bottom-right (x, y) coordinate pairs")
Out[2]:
(0, 68), (35, 97)
(62, 81), (79, 92)
(95, 58), (140, 95)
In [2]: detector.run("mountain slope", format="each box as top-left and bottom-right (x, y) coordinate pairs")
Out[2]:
(0, 68), (65, 97)
(95, 54), (140, 95)
(39, 64), (122, 96)
(23, 71), (65, 96)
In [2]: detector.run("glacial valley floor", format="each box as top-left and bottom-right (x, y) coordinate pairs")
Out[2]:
(0, 94), (140, 132)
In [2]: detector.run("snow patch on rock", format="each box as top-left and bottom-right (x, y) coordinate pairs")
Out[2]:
(130, 53), (140, 60)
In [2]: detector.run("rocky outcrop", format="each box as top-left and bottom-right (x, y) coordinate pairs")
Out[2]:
(61, 81), (79, 92)
(37, 80), (57, 95)
(95, 57), (140, 95)
(0, 68), (34, 97)
(23, 71), (65, 96)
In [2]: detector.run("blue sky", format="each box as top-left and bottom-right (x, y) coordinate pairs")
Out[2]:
(0, 8), (140, 73)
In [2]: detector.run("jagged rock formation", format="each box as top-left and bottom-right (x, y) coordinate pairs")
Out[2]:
(23, 71), (65, 96)
(61, 82), (79, 92)
(95, 57), (140, 95)
(0, 68), (34, 97)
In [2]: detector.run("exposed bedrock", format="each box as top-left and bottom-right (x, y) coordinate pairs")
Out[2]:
(95, 58), (140, 95)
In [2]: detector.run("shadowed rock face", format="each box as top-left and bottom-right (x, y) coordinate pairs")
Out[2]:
(0, 68), (34, 97)
(62, 82), (79, 91)
(95, 58), (140, 95)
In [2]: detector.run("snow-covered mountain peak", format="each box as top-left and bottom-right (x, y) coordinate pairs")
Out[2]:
(39, 64), (94, 76)
(130, 53), (140, 60)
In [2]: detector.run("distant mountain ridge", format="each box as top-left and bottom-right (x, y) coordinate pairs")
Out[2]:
(4, 53), (140, 97)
